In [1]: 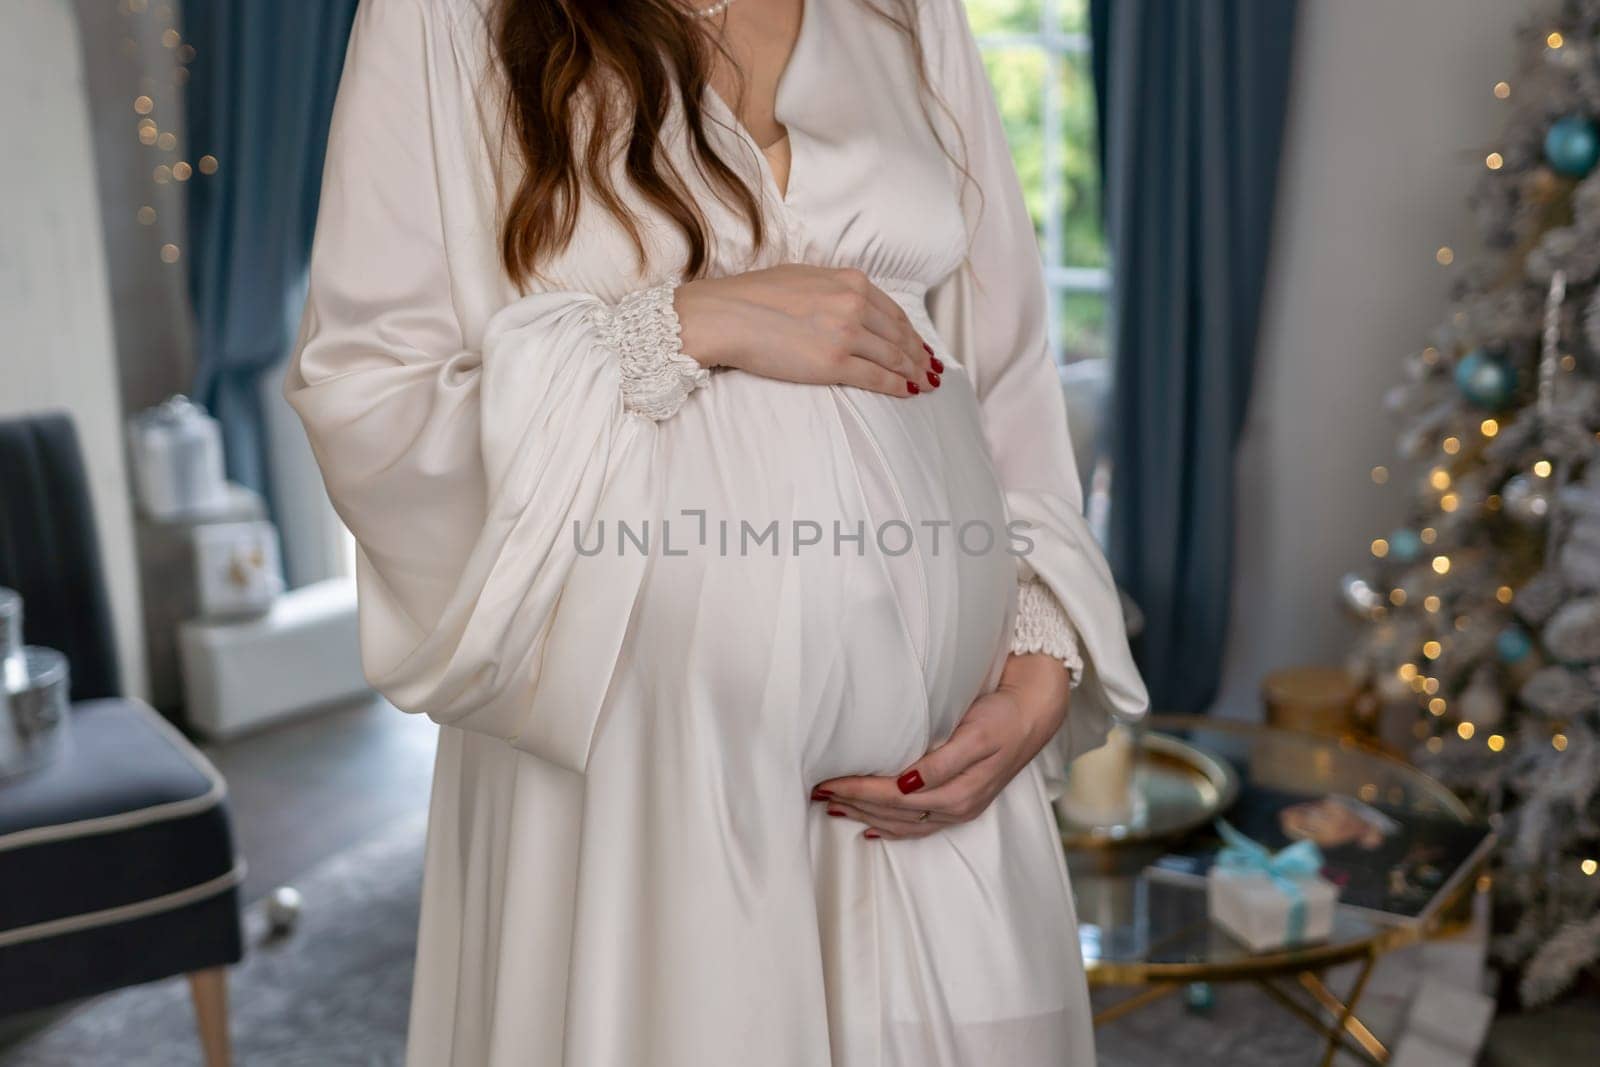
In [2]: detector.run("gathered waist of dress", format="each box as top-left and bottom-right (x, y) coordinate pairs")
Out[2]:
(863, 274), (939, 337)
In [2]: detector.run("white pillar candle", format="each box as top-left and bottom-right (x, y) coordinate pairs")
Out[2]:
(1059, 723), (1136, 827)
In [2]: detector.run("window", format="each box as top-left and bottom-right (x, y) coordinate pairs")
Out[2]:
(965, 0), (1106, 366)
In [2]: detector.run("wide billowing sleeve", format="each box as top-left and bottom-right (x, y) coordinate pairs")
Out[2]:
(283, 0), (702, 773)
(923, 0), (1149, 768)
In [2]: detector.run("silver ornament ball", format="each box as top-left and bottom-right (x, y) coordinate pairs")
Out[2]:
(1339, 573), (1385, 619)
(265, 885), (304, 937)
(1502, 473), (1553, 525)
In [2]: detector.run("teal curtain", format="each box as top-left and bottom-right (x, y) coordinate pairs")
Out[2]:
(183, 0), (360, 526)
(1090, 0), (1298, 712)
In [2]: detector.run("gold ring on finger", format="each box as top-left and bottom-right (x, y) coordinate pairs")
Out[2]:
(917, 810), (931, 822)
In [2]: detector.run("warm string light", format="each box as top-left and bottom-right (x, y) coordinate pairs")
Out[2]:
(1493, 81), (1511, 99)
(1552, 733), (1568, 751)
(123, 1), (215, 264)
(1457, 722), (1475, 740)
(1583, 859), (1598, 877)
(1371, 465), (1389, 484)
(1487, 733), (1505, 752)
(1432, 555), (1451, 575)
(1485, 152), (1504, 171)
(1547, 31), (1565, 49)
(1436, 246), (1455, 266)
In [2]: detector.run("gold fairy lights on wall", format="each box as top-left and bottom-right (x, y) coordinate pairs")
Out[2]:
(121, 0), (218, 265)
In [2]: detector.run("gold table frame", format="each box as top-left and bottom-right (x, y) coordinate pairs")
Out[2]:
(1077, 715), (1492, 1066)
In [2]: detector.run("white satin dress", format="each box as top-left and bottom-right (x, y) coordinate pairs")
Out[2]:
(285, 1), (1150, 1064)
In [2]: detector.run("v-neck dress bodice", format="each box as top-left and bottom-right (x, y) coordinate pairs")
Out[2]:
(286, 1), (1149, 1065)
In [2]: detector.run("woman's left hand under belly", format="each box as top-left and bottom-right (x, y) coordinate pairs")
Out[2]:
(812, 651), (1072, 840)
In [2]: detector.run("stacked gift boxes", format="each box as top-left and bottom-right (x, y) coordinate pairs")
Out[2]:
(128, 396), (368, 737)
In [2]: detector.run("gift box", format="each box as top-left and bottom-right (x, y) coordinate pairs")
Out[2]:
(127, 394), (229, 520)
(1206, 820), (1338, 951)
(179, 578), (368, 739)
(190, 520), (284, 620)
(1396, 975), (1496, 1065)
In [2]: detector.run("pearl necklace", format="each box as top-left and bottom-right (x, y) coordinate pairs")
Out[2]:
(691, 0), (738, 17)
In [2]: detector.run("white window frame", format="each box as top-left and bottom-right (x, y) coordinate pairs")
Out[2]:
(973, 0), (1109, 364)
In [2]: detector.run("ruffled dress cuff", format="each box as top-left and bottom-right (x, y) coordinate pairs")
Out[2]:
(593, 280), (711, 420)
(1010, 578), (1085, 685)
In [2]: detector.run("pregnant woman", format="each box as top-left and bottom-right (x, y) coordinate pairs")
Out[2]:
(286, 0), (1148, 1063)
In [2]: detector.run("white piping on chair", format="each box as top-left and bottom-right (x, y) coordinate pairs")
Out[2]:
(0, 699), (229, 854)
(0, 860), (247, 949)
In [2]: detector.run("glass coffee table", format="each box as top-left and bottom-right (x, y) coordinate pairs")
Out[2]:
(1066, 714), (1489, 1067)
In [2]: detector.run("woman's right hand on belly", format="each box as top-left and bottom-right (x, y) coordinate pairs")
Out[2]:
(674, 265), (942, 398)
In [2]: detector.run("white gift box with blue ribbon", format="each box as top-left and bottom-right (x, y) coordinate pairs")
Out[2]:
(1205, 820), (1338, 951)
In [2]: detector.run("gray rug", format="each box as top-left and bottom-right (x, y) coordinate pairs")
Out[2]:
(0, 814), (1415, 1066)
(1, 815), (424, 1067)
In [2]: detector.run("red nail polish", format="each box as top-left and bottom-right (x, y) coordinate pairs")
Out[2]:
(897, 769), (924, 794)
(827, 807), (847, 818)
(929, 356), (944, 373)
(926, 371), (940, 388)
(906, 380), (920, 395)
(921, 342), (934, 356)
(811, 788), (833, 801)
(864, 831), (881, 839)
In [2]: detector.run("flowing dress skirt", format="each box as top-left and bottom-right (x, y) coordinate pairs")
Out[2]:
(405, 300), (1096, 1066)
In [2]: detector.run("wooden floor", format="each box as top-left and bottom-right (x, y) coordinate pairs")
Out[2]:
(201, 695), (438, 904)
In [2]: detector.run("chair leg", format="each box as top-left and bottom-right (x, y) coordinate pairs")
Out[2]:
(186, 967), (232, 1067)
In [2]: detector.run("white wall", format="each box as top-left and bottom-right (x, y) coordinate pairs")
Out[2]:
(0, 0), (147, 699)
(1213, 0), (1538, 717)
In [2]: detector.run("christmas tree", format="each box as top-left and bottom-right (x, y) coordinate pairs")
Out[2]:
(1344, 2), (1600, 1007)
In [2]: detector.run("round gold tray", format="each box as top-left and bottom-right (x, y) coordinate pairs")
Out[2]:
(1057, 732), (1239, 852)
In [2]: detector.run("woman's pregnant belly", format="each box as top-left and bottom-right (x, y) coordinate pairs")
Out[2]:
(633, 309), (1017, 784)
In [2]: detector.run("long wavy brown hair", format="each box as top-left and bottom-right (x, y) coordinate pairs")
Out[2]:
(489, 0), (943, 289)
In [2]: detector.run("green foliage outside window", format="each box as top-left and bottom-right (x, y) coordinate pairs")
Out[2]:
(964, 0), (1107, 362)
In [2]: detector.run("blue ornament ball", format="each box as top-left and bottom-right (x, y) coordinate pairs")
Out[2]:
(1454, 348), (1516, 409)
(1388, 529), (1423, 564)
(1545, 114), (1600, 178)
(1185, 981), (1216, 1015)
(1496, 626), (1533, 664)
